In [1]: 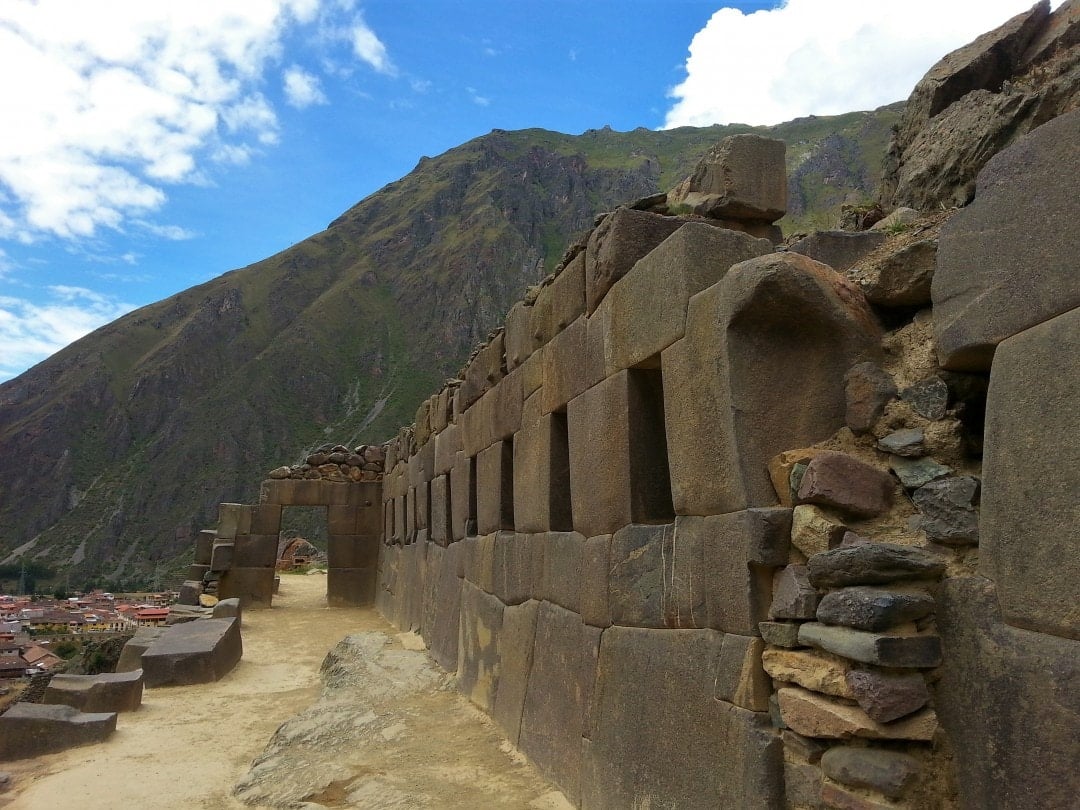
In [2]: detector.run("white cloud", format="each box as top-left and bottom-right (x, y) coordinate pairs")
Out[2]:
(0, 285), (136, 381)
(351, 16), (394, 74)
(284, 65), (329, 107)
(135, 221), (197, 241)
(0, 0), (322, 242)
(665, 0), (1065, 128)
(467, 87), (491, 107)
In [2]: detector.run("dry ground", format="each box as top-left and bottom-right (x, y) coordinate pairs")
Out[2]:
(0, 574), (568, 809)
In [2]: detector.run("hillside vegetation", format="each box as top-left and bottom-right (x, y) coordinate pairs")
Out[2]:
(0, 104), (902, 590)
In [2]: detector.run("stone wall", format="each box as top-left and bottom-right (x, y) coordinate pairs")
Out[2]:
(374, 109), (1080, 810)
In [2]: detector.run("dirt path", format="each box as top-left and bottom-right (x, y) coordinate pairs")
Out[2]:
(0, 575), (568, 809)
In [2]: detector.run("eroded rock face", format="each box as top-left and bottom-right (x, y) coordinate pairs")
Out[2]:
(879, 0), (1080, 212)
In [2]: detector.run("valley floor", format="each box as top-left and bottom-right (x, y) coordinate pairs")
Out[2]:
(0, 574), (568, 809)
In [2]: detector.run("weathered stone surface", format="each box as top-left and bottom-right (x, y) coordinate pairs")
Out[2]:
(504, 300), (537, 370)
(788, 231), (887, 272)
(427, 544), (463, 672)
(541, 531), (585, 613)
(664, 254), (881, 516)
(762, 647), (853, 699)
(210, 541), (234, 572)
(434, 422), (461, 479)
(585, 207), (686, 314)
(449, 450), (473, 542)
(778, 686), (938, 741)
(178, 580), (202, 605)
(0, 703), (117, 760)
(44, 670), (144, 713)
(489, 368), (523, 442)
(901, 375), (949, 420)
(429, 474), (452, 545)
(817, 587), (934, 632)
(820, 782), (896, 810)
(783, 729), (827, 764)
(552, 250), (586, 332)
(881, 0), (1052, 211)
(327, 566), (377, 607)
(530, 281), (557, 347)
(759, 621), (802, 649)
(936, 576), (1080, 809)
(250, 503), (282, 535)
(855, 239), (938, 307)
(490, 531), (533, 606)
(608, 523), (668, 628)
(912, 475), (980, 545)
(667, 134), (787, 222)
(845, 668), (930, 723)
(519, 601), (585, 802)
(581, 534), (611, 628)
(889, 456), (952, 489)
(843, 362), (896, 435)
(716, 634), (770, 711)
(583, 626), (783, 809)
(982, 306), (1080, 637)
(327, 533), (379, 569)
(567, 370), (674, 538)
(217, 566), (276, 608)
(476, 440), (514, 535)
(542, 316), (590, 413)
(212, 597), (241, 624)
(141, 618), (242, 687)
(492, 599), (539, 745)
(876, 428), (925, 458)
(797, 452), (894, 518)
(459, 331), (506, 409)
(769, 565), (820, 621)
(115, 626), (166, 672)
(783, 761), (825, 809)
(457, 581), (503, 711)
(798, 623), (941, 668)
(821, 746), (921, 801)
(791, 504), (847, 557)
(606, 223), (771, 372)
(807, 543), (946, 588)
(513, 415), (573, 534)
(933, 108), (1080, 370)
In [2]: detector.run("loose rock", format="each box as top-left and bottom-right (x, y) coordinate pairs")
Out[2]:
(844, 362), (897, 434)
(807, 543), (946, 588)
(797, 452), (895, 518)
(798, 623), (942, 668)
(876, 428), (925, 458)
(816, 587), (935, 632)
(889, 456), (952, 489)
(913, 476), (980, 545)
(901, 376), (950, 420)
(846, 668), (931, 723)
(821, 746), (921, 800)
(769, 565), (820, 620)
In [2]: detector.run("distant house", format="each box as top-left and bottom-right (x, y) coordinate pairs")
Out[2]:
(22, 644), (62, 671)
(0, 650), (29, 679)
(133, 607), (169, 627)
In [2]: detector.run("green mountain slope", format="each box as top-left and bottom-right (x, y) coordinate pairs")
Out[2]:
(0, 104), (902, 591)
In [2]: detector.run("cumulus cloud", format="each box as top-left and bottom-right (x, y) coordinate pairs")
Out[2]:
(284, 65), (329, 107)
(0, 285), (136, 381)
(351, 16), (394, 74)
(0, 0), (368, 243)
(664, 0), (1063, 128)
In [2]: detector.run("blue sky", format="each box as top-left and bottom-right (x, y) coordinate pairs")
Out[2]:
(0, 0), (1055, 382)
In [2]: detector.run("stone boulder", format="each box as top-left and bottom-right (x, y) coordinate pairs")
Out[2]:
(140, 617), (242, 687)
(0, 703), (117, 760)
(115, 626), (167, 672)
(44, 669), (144, 713)
(667, 134), (787, 223)
(933, 109), (1080, 371)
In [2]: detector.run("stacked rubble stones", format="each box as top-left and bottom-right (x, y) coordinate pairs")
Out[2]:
(268, 444), (385, 482)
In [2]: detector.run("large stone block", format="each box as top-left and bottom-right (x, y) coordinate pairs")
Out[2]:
(513, 412), (573, 533)
(210, 541), (234, 572)
(542, 316), (591, 413)
(327, 534), (379, 569)
(141, 618), (242, 687)
(585, 208), (686, 314)
(581, 535), (612, 628)
(519, 601), (586, 802)
(115, 627), (166, 672)
(476, 440), (515, 535)
(433, 421), (461, 477)
(933, 110), (1080, 371)
(583, 626), (782, 809)
(489, 367), (523, 441)
(327, 566), (377, 607)
(217, 503), (250, 539)
(606, 223), (771, 372)
(459, 331), (506, 409)
(552, 250), (586, 331)
(0, 704), (117, 760)
(663, 252), (881, 515)
(981, 307), (1080, 638)
(667, 134), (787, 222)
(530, 280), (558, 347)
(194, 529), (215, 565)
(698, 508), (791, 636)
(567, 369), (674, 538)
(250, 504), (282, 535)
(936, 575), (1080, 810)
(231, 534), (277, 568)
(426, 544), (463, 672)
(788, 230), (888, 272)
(492, 599), (540, 745)
(504, 299), (537, 370)
(457, 582), (504, 712)
(541, 531), (585, 613)
(44, 670), (144, 713)
(492, 531), (533, 606)
(218, 567), (276, 608)
(260, 478), (329, 506)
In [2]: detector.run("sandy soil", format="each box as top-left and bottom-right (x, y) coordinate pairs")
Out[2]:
(0, 575), (568, 809)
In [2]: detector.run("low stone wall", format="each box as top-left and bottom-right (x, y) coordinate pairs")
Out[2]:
(374, 109), (1080, 809)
